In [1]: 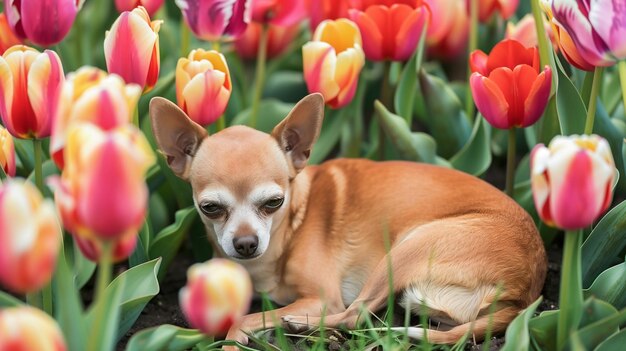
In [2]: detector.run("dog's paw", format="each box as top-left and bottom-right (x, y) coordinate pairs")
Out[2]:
(223, 328), (249, 350)
(282, 315), (319, 334)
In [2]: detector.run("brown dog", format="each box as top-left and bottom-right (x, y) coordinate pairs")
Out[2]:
(150, 93), (546, 346)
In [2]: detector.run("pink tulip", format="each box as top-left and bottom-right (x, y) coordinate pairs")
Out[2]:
(0, 179), (61, 293)
(115, 0), (165, 17)
(50, 67), (142, 169)
(0, 307), (67, 351)
(0, 45), (64, 139)
(307, 0), (352, 31)
(505, 14), (556, 52)
(0, 126), (16, 177)
(176, 0), (251, 41)
(3, 0), (79, 46)
(180, 259), (253, 336)
(234, 22), (299, 60)
(74, 231), (138, 263)
(251, 0), (307, 26)
(104, 6), (162, 92)
(425, 0), (468, 59)
(0, 14), (21, 55)
(54, 124), (155, 242)
(531, 134), (615, 230)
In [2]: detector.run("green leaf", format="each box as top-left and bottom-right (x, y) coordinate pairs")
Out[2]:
(85, 276), (125, 351)
(394, 25), (427, 124)
(556, 61), (587, 135)
(86, 258), (161, 342)
(569, 305), (626, 350)
(529, 310), (558, 351)
(68, 238), (97, 290)
(231, 99), (295, 133)
(449, 117), (492, 176)
(581, 200), (626, 286)
(578, 297), (619, 329)
(263, 71), (309, 103)
(418, 70), (471, 158)
(584, 260), (626, 309)
(125, 325), (207, 351)
(501, 297), (543, 351)
(54, 244), (87, 351)
(594, 102), (626, 192)
(374, 100), (437, 164)
(310, 108), (351, 164)
(535, 97), (561, 144)
(129, 221), (151, 268)
(0, 290), (24, 307)
(596, 328), (626, 351)
(149, 208), (196, 280)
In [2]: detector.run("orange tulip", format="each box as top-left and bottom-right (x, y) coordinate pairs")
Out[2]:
(55, 124), (154, 242)
(348, 0), (430, 61)
(0, 307), (67, 351)
(0, 45), (64, 139)
(176, 49), (231, 126)
(303, 19), (365, 109)
(104, 6), (162, 92)
(234, 22), (299, 60)
(0, 125), (16, 177)
(0, 179), (61, 293)
(50, 66), (142, 169)
(0, 14), (21, 55)
(180, 259), (253, 336)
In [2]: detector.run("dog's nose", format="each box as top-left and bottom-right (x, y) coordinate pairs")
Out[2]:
(232, 235), (258, 257)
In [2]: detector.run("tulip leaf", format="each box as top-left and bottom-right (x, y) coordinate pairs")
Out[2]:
(596, 328), (626, 351)
(149, 207), (197, 280)
(125, 325), (208, 351)
(581, 200), (626, 286)
(394, 25), (427, 124)
(0, 290), (24, 307)
(593, 102), (626, 192)
(86, 277), (125, 351)
(264, 71), (309, 103)
(501, 296), (542, 351)
(535, 97), (561, 145)
(86, 258), (161, 343)
(556, 66), (587, 135)
(71, 238), (97, 289)
(529, 310), (558, 351)
(449, 116), (492, 176)
(129, 221), (151, 268)
(578, 297), (618, 329)
(310, 107), (351, 164)
(569, 303), (626, 350)
(374, 100), (437, 164)
(418, 70), (471, 158)
(583, 260), (626, 309)
(54, 244), (87, 351)
(231, 99), (295, 133)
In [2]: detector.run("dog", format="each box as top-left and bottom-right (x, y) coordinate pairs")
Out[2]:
(149, 93), (547, 346)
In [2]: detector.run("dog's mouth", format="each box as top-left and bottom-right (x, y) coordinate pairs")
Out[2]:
(231, 252), (262, 260)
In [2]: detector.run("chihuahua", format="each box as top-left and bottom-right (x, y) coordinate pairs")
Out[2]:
(150, 93), (547, 346)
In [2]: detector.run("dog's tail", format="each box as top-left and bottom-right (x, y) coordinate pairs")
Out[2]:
(390, 306), (520, 344)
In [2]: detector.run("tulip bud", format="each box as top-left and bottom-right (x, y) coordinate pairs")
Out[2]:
(0, 179), (61, 293)
(235, 22), (299, 60)
(0, 126), (16, 177)
(179, 259), (253, 336)
(0, 14), (21, 55)
(50, 66), (142, 169)
(175, 49), (231, 126)
(251, 0), (306, 26)
(348, 1), (429, 61)
(303, 19), (365, 109)
(531, 134), (616, 230)
(3, 0), (79, 46)
(115, 0), (165, 17)
(55, 124), (155, 242)
(0, 45), (64, 139)
(175, 0), (251, 41)
(74, 231), (138, 263)
(104, 6), (162, 92)
(0, 307), (67, 351)
(469, 39), (552, 129)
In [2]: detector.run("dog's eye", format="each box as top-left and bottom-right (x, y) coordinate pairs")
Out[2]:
(200, 203), (225, 218)
(261, 197), (284, 213)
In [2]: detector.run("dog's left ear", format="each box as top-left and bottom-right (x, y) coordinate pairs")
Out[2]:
(272, 93), (325, 172)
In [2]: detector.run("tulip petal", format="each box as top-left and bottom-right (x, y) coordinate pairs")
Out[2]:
(182, 70), (231, 125)
(331, 46), (364, 108)
(393, 4), (428, 61)
(522, 66), (552, 127)
(27, 50), (64, 138)
(589, 0), (626, 59)
(469, 51), (489, 75)
(303, 42), (340, 102)
(486, 39), (536, 72)
(21, 0), (77, 46)
(349, 8), (384, 61)
(470, 72), (511, 129)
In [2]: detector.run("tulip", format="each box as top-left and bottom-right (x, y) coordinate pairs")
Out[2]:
(531, 134), (615, 230)
(175, 0), (251, 41)
(303, 19), (365, 109)
(74, 231), (138, 263)
(0, 179), (61, 293)
(549, 0), (626, 67)
(308, 0), (351, 30)
(348, 0), (430, 61)
(50, 66), (142, 169)
(179, 258), (253, 336)
(505, 14), (556, 52)
(469, 39), (552, 129)
(0, 45), (64, 139)
(104, 6), (162, 92)
(0, 126), (16, 177)
(115, 0), (165, 17)
(176, 49), (231, 126)
(475, 0), (518, 23)
(3, 0), (79, 46)
(0, 14), (21, 55)
(251, 0), (306, 26)
(54, 124), (155, 242)
(425, 0), (468, 59)
(235, 22), (299, 60)
(0, 307), (67, 351)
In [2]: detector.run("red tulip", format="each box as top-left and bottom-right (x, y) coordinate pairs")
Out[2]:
(251, 0), (306, 26)
(472, 0), (518, 23)
(469, 39), (552, 129)
(115, 0), (165, 16)
(425, 0), (468, 59)
(235, 22), (299, 60)
(307, 0), (352, 30)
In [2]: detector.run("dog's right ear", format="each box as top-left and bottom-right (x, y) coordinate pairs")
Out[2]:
(149, 97), (207, 180)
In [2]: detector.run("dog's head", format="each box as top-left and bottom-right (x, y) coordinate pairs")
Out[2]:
(150, 94), (324, 260)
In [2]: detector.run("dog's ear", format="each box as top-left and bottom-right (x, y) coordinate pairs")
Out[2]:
(150, 97), (207, 180)
(271, 93), (324, 172)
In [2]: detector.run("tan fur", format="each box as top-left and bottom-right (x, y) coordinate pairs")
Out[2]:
(149, 95), (547, 347)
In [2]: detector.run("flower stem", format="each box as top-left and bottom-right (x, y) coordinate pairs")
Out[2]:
(618, 61), (626, 121)
(465, 0), (479, 121)
(133, 105), (139, 128)
(180, 20), (190, 57)
(41, 281), (53, 315)
(584, 66), (604, 135)
(530, 0), (552, 69)
(33, 139), (43, 193)
(557, 230), (583, 351)
(216, 115), (226, 132)
(250, 24), (269, 129)
(95, 241), (113, 302)
(211, 41), (221, 51)
(505, 128), (516, 197)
